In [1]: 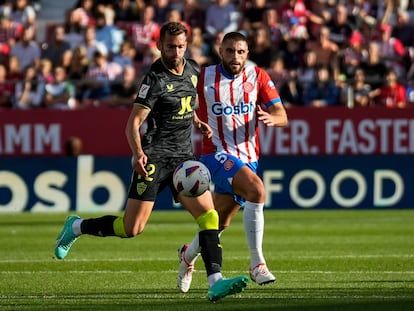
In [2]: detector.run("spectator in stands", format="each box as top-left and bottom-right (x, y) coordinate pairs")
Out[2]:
(138, 41), (160, 77)
(63, 17), (84, 50)
(407, 53), (414, 81)
(129, 5), (160, 61)
(261, 7), (283, 53)
(266, 56), (288, 90)
(38, 58), (54, 84)
(14, 64), (44, 109)
(0, 41), (9, 66)
(380, 0), (400, 26)
(94, 8), (124, 55)
(370, 68), (407, 108)
(0, 63), (13, 108)
(406, 78), (414, 105)
(208, 31), (225, 65)
(182, 0), (206, 31)
(80, 24), (108, 63)
(281, 37), (303, 71)
(360, 41), (388, 90)
(70, 0), (96, 29)
(280, 0), (324, 31)
(306, 25), (340, 81)
(66, 46), (88, 102)
(165, 7), (191, 37)
(0, 9), (23, 48)
(392, 10), (414, 49)
(41, 24), (72, 68)
(43, 65), (76, 110)
(169, 0), (185, 12)
(279, 68), (304, 107)
(103, 64), (138, 108)
(186, 26), (210, 66)
(112, 39), (135, 67)
(3, 0), (412, 111)
(10, 0), (36, 30)
(346, 0), (377, 29)
(350, 67), (371, 107)
(249, 25), (273, 68)
(10, 25), (40, 70)
(6, 55), (23, 94)
(340, 30), (368, 79)
(325, 3), (354, 49)
(238, 12), (254, 39)
(114, 0), (141, 22)
(80, 49), (122, 106)
(242, 0), (268, 30)
(153, 0), (170, 25)
(392, 10), (414, 77)
(375, 23), (406, 79)
(303, 65), (341, 107)
(67, 45), (89, 78)
(281, 15), (309, 42)
(204, 0), (240, 42)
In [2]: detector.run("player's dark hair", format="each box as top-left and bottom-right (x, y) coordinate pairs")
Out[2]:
(222, 31), (248, 44)
(160, 22), (188, 41)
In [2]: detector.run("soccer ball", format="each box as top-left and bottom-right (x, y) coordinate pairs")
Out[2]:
(173, 160), (211, 197)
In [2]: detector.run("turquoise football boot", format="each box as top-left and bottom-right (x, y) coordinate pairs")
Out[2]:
(208, 275), (249, 302)
(55, 215), (80, 259)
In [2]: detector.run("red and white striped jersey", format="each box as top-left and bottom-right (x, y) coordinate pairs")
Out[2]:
(197, 63), (282, 163)
(130, 22), (160, 52)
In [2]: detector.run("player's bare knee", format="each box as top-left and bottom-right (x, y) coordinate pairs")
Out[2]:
(245, 181), (266, 202)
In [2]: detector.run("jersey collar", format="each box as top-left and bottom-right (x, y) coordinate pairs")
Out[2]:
(218, 63), (244, 80)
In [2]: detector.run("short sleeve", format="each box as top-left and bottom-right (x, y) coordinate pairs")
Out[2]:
(134, 72), (161, 110)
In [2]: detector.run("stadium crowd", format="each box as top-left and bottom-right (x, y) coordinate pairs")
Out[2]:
(1, 0), (414, 110)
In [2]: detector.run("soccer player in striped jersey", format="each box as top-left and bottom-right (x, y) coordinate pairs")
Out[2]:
(178, 31), (288, 292)
(54, 22), (249, 302)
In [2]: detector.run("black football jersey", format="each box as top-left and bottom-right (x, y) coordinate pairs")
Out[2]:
(134, 58), (200, 159)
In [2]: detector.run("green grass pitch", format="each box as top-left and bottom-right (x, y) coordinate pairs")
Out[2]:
(0, 209), (413, 311)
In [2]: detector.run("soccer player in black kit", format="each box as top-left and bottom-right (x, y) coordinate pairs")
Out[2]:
(54, 22), (249, 301)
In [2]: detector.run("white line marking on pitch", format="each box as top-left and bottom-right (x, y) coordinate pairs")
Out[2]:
(0, 253), (413, 263)
(2, 270), (414, 275)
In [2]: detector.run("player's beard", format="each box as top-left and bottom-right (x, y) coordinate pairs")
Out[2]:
(222, 61), (244, 76)
(163, 55), (182, 70)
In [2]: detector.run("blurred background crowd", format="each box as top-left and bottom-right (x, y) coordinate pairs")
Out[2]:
(1, 0), (414, 110)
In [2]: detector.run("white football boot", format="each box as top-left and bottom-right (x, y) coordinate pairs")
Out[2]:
(177, 244), (194, 293)
(249, 263), (276, 285)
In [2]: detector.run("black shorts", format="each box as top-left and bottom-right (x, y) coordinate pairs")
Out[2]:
(127, 156), (194, 201)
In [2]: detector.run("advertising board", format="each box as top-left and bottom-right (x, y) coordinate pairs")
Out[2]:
(1, 155), (411, 211)
(1, 107), (414, 157)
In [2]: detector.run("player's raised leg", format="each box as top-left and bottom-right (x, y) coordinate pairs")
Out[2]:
(55, 214), (129, 259)
(55, 199), (152, 260)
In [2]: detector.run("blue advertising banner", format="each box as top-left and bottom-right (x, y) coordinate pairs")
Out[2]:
(0, 155), (412, 212)
(259, 156), (412, 209)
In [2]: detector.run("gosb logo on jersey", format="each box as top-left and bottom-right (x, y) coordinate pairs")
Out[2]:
(211, 101), (254, 115)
